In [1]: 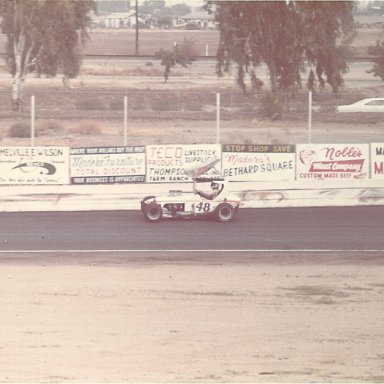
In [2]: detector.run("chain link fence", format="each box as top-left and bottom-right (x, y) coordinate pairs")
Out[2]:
(0, 88), (382, 146)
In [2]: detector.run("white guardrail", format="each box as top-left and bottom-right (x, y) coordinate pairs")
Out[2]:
(1, 143), (384, 212)
(1, 180), (384, 213)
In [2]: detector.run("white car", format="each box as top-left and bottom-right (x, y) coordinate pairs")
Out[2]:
(336, 98), (384, 112)
(140, 159), (241, 223)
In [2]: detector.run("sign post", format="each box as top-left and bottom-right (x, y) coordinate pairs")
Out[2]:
(308, 90), (312, 143)
(31, 95), (35, 146)
(124, 96), (128, 146)
(216, 92), (220, 144)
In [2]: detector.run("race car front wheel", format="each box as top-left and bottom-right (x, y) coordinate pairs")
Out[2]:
(214, 203), (235, 223)
(144, 202), (163, 222)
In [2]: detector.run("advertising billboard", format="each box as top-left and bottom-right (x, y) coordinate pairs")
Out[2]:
(70, 146), (146, 184)
(296, 144), (369, 180)
(146, 144), (221, 182)
(221, 144), (296, 181)
(0, 146), (69, 185)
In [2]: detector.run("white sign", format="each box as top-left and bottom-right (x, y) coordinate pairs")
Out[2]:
(371, 143), (384, 179)
(221, 144), (296, 181)
(0, 146), (70, 185)
(146, 144), (221, 182)
(70, 146), (146, 184)
(296, 144), (369, 180)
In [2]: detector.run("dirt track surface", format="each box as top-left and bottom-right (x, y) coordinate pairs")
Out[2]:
(1, 251), (384, 383)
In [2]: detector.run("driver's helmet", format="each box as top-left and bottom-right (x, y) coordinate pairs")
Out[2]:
(211, 181), (220, 190)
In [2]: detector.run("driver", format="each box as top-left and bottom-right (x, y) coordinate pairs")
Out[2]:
(195, 181), (221, 200)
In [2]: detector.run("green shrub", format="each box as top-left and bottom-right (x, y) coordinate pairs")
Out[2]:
(37, 119), (64, 132)
(8, 122), (34, 138)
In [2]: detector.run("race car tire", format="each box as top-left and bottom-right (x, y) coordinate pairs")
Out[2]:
(141, 195), (155, 213)
(214, 203), (235, 222)
(144, 201), (163, 222)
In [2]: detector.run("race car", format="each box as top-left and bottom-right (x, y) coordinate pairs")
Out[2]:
(140, 159), (241, 223)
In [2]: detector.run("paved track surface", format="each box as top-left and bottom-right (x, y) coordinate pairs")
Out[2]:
(0, 206), (383, 252)
(1, 207), (384, 383)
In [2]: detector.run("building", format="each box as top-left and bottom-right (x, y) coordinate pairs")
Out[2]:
(179, 11), (216, 29)
(104, 11), (146, 28)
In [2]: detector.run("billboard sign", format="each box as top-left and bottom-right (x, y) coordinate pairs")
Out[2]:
(0, 146), (69, 185)
(221, 144), (296, 181)
(371, 143), (384, 179)
(296, 144), (369, 180)
(146, 144), (221, 182)
(70, 146), (146, 184)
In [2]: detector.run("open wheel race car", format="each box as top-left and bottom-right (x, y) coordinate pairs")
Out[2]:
(140, 159), (241, 223)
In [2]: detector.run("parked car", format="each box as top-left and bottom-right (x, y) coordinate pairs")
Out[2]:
(336, 98), (384, 112)
(140, 159), (242, 223)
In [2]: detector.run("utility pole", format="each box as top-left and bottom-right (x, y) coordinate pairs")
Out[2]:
(135, 0), (139, 55)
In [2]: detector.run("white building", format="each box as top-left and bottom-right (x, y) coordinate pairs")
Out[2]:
(180, 11), (216, 29)
(104, 11), (145, 28)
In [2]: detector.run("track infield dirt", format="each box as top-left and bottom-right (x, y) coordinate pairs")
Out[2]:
(1, 251), (384, 383)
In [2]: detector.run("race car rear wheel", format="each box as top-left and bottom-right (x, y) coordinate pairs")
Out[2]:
(144, 201), (163, 222)
(214, 203), (235, 223)
(141, 195), (155, 213)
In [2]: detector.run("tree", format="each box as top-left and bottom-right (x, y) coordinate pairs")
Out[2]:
(156, 8), (173, 28)
(155, 39), (198, 82)
(141, 0), (165, 16)
(96, 0), (129, 13)
(212, 1), (356, 97)
(0, 0), (96, 109)
(367, 39), (384, 80)
(170, 3), (191, 17)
